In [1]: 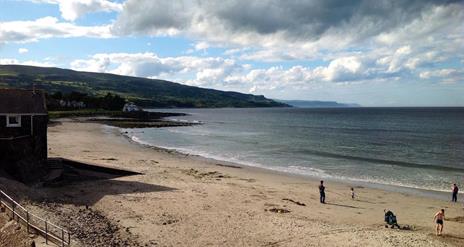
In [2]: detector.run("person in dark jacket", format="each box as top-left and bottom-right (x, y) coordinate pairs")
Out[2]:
(452, 184), (458, 202)
(319, 180), (325, 204)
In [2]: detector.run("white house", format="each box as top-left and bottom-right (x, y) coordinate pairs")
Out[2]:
(123, 102), (142, 112)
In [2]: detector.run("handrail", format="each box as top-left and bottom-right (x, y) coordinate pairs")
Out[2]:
(0, 189), (71, 246)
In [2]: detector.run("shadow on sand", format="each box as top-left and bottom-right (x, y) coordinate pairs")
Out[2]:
(39, 179), (176, 206)
(354, 199), (376, 204)
(325, 202), (363, 209)
(33, 157), (176, 206)
(443, 234), (464, 240)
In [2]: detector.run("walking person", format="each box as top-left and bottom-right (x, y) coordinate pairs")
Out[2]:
(433, 209), (445, 236)
(452, 184), (458, 202)
(319, 180), (326, 204)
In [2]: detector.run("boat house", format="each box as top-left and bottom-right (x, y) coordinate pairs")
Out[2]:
(0, 89), (48, 182)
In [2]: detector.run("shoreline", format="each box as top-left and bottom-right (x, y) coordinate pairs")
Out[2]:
(117, 124), (455, 202)
(13, 119), (463, 246)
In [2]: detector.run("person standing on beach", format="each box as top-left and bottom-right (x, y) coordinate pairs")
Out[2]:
(319, 180), (326, 204)
(452, 184), (458, 202)
(433, 209), (445, 236)
(350, 187), (355, 200)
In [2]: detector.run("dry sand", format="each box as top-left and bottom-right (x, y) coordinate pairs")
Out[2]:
(3, 120), (464, 246)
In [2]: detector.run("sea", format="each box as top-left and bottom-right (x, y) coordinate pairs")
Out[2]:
(122, 107), (464, 196)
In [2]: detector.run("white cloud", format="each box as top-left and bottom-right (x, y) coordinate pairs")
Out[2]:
(31, 0), (123, 21)
(18, 48), (29, 54)
(376, 45), (413, 73)
(194, 42), (209, 51)
(322, 56), (364, 82)
(420, 68), (461, 78)
(226, 56), (379, 93)
(70, 52), (401, 93)
(0, 16), (112, 44)
(0, 59), (19, 64)
(69, 52), (341, 92)
(70, 52), (245, 88)
(0, 58), (55, 67)
(231, 66), (318, 93)
(419, 68), (464, 84)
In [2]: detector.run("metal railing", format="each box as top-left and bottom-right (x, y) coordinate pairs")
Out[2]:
(0, 189), (71, 246)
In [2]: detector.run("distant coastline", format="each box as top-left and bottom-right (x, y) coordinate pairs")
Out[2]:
(275, 99), (360, 108)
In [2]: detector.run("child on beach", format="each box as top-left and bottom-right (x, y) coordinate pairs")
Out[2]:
(433, 209), (445, 236)
(350, 187), (355, 200)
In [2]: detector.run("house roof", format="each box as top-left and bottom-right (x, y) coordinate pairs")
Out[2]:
(0, 89), (47, 114)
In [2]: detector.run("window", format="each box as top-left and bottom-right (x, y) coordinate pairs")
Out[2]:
(6, 115), (21, 127)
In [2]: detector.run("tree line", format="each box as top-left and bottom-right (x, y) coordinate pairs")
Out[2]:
(47, 91), (126, 111)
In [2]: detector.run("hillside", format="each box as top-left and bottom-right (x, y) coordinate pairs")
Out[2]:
(0, 65), (287, 108)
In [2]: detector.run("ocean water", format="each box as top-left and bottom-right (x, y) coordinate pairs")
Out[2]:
(123, 107), (464, 193)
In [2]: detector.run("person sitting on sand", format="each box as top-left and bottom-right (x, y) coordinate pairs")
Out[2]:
(350, 187), (355, 200)
(319, 180), (325, 204)
(452, 184), (458, 202)
(384, 209), (400, 229)
(433, 209), (445, 236)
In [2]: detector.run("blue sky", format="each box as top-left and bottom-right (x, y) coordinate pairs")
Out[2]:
(0, 0), (463, 106)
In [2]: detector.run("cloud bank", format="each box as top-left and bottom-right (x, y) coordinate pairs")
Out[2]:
(69, 49), (464, 95)
(113, 0), (463, 51)
(0, 17), (112, 44)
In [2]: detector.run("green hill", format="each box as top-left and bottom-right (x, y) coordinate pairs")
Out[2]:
(0, 65), (288, 108)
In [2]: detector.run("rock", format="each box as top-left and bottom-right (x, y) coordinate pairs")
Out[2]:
(268, 208), (291, 214)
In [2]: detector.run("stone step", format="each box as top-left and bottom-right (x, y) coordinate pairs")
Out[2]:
(47, 159), (63, 170)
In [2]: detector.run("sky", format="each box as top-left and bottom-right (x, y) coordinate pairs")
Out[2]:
(0, 0), (463, 106)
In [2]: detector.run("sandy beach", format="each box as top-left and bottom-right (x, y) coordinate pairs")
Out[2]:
(2, 120), (464, 246)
